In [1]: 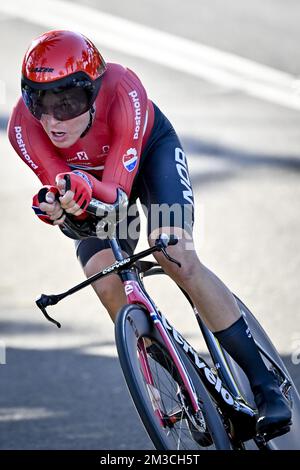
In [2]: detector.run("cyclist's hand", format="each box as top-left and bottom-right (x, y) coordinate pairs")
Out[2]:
(56, 171), (93, 216)
(39, 190), (66, 225)
(32, 186), (65, 226)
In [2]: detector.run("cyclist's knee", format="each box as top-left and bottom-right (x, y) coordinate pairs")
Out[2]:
(149, 227), (200, 283)
(93, 276), (122, 305)
(170, 252), (200, 285)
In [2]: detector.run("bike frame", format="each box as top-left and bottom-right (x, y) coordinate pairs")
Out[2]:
(109, 237), (200, 414)
(37, 233), (271, 443)
(109, 236), (259, 441)
(144, 266), (292, 402)
(35, 190), (295, 449)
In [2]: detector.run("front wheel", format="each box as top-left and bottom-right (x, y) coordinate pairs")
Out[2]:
(115, 304), (232, 450)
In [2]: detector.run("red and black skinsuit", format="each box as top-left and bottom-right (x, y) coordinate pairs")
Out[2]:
(8, 63), (194, 264)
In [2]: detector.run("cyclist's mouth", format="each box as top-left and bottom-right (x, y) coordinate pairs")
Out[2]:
(51, 131), (67, 142)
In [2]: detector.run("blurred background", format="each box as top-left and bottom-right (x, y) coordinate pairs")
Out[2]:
(0, 0), (299, 449)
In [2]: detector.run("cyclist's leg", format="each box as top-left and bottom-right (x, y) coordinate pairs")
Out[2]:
(149, 226), (240, 331)
(82, 248), (127, 322)
(75, 207), (139, 322)
(138, 130), (240, 331)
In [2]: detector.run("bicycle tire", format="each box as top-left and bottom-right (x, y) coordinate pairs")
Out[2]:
(223, 295), (300, 450)
(115, 304), (232, 450)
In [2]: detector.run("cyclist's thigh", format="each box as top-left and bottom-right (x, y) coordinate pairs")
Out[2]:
(75, 236), (136, 270)
(77, 247), (128, 322)
(74, 233), (136, 298)
(137, 129), (195, 239)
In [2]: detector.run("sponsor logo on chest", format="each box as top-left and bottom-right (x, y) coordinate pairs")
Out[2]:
(76, 151), (89, 161)
(123, 148), (138, 172)
(66, 145), (110, 163)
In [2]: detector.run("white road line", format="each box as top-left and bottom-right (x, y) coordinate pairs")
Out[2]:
(2, 0), (300, 110)
(0, 80), (5, 105)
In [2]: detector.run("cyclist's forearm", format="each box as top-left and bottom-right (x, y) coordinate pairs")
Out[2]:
(75, 170), (125, 204)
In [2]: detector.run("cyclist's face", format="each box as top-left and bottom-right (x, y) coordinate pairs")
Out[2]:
(40, 111), (90, 148)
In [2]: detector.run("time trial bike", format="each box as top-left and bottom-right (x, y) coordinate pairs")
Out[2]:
(36, 189), (300, 450)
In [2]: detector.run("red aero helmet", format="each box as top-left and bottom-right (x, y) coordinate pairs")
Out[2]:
(21, 30), (107, 121)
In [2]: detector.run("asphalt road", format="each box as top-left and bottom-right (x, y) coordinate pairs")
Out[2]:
(0, 0), (299, 450)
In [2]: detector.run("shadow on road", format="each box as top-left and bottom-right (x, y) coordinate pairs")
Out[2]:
(182, 136), (300, 172)
(0, 343), (298, 450)
(0, 345), (152, 450)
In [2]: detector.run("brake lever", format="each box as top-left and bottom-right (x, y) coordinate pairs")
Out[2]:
(155, 234), (181, 268)
(161, 246), (181, 268)
(36, 294), (62, 328)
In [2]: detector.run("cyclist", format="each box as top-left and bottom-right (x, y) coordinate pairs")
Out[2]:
(8, 30), (291, 437)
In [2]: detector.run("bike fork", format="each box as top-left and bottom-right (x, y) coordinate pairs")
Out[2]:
(137, 334), (201, 428)
(150, 311), (200, 414)
(123, 277), (201, 415)
(137, 339), (166, 427)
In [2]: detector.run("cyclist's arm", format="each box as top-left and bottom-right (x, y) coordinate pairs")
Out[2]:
(98, 68), (148, 201)
(69, 70), (149, 204)
(7, 98), (71, 185)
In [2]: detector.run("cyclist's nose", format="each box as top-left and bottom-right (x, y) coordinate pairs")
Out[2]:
(41, 113), (62, 127)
